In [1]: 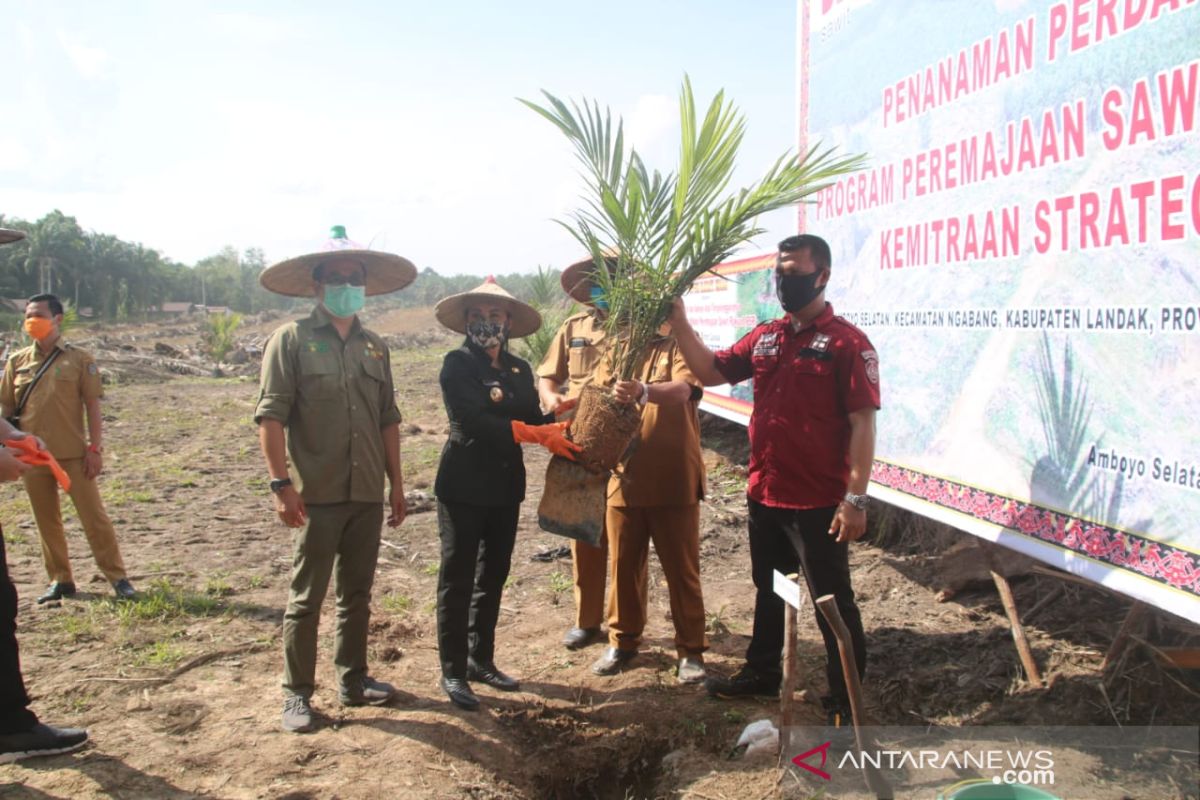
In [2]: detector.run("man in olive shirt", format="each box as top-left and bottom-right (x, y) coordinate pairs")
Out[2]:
(588, 330), (709, 684)
(254, 226), (416, 733)
(0, 293), (135, 603)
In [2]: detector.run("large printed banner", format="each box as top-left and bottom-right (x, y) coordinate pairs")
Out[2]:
(690, 0), (1200, 622)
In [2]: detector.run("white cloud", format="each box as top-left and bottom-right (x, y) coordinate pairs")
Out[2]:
(625, 93), (678, 163)
(209, 12), (308, 45)
(56, 30), (110, 80)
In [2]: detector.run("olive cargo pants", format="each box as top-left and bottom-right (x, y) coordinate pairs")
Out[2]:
(282, 501), (382, 698)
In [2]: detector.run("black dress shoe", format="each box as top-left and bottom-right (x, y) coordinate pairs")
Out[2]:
(0, 723), (88, 764)
(36, 582), (76, 605)
(441, 677), (480, 710)
(466, 660), (520, 691)
(562, 626), (601, 650)
(590, 646), (636, 676)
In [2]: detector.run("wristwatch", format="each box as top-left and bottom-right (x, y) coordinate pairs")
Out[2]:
(637, 382), (650, 407)
(269, 477), (293, 494)
(843, 491), (869, 511)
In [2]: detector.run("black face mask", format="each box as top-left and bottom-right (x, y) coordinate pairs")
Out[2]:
(775, 269), (825, 312)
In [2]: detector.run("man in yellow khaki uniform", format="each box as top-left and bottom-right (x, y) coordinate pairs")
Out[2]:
(537, 255), (634, 650)
(588, 327), (708, 683)
(0, 293), (136, 604)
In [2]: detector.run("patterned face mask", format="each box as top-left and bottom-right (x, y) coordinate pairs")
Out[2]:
(467, 318), (509, 350)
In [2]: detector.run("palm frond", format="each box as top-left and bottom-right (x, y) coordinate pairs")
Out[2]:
(523, 79), (866, 378)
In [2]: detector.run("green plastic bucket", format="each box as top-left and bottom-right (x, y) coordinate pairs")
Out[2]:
(937, 780), (1061, 800)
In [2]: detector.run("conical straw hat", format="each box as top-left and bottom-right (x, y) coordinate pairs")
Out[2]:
(434, 276), (542, 339)
(561, 250), (619, 304)
(260, 225), (417, 297)
(0, 228), (27, 245)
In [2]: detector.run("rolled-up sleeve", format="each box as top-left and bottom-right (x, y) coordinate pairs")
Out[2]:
(254, 329), (296, 424)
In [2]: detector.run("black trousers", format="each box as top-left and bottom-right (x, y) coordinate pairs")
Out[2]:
(744, 499), (867, 706)
(436, 501), (519, 680)
(1, 530), (38, 734)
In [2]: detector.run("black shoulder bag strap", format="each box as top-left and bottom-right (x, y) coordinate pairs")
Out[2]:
(8, 348), (63, 428)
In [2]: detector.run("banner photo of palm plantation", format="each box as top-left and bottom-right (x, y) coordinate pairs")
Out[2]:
(684, 0), (1200, 622)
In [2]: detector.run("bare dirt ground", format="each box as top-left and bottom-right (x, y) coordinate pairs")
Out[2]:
(1, 309), (1197, 799)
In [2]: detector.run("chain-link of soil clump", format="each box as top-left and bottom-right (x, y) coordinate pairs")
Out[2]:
(492, 703), (670, 800)
(568, 383), (641, 474)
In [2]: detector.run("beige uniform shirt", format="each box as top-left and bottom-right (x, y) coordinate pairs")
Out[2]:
(254, 305), (402, 505)
(0, 340), (103, 460)
(537, 310), (607, 400)
(592, 333), (707, 507)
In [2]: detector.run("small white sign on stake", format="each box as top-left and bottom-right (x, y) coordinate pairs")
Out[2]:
(772, 569), (804, 610)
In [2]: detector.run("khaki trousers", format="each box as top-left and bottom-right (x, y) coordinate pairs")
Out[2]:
(22, 460), (127, 585)
(605, 504), (707, 657)
(282, 501), (382, 698)
(572, 526), (649, 630)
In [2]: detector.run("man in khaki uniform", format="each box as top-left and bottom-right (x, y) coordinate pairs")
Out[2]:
(587, 330), (709, 684)
(255, 226), (415, 733)
(0, 293), (135, 604)
(536, 255), (627, 650)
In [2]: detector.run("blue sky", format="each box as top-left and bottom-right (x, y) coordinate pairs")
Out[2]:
(1, 1), (803, 276)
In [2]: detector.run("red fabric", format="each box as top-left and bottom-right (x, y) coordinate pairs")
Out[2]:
(714, 303), (879, 509)
(5, 437), (71, 491)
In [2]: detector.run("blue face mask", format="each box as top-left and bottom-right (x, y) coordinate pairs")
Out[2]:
(589, 285), (609, 311)
(323, 284), (366, 318)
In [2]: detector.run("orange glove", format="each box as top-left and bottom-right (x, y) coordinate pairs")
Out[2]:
(511, 420), (582, 461)
(4, 437), (71, 491)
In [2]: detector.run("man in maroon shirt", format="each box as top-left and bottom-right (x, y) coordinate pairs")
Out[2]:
(668, 234), (880, 724)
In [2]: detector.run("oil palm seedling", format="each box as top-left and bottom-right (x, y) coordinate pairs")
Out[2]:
(522, 75), (866, 382)
(523, 76), (865, 473)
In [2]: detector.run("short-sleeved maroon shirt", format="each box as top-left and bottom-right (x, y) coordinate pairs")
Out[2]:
(714, 303), (881, 509)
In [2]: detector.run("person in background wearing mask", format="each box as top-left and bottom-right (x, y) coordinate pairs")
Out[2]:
(255, 226), (415, 733)
(0, 293), (137, 604)
(667, 234), (880, 726)
(535, 254), (647, 652)
(432, 278), (580, 711)
(0, 226), (88, 763)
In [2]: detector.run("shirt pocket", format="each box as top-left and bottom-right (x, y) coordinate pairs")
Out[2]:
(791, 355), (838, 416)
(567, 339), (594, 381)
(53, 362), (81, 384)
(751, 352), (781, 381)
(648, 353), (673, 383)
(360, 355), (386, 384)
(298, 354), (342, 401)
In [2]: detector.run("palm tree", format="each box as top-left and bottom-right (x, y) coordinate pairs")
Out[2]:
(522, 76), (866, 380)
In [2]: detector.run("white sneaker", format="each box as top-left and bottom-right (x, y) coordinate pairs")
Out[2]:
(677, 656), (706, 684)
(281, 693), (313, 733)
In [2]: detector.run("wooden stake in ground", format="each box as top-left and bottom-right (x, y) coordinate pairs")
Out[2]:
(815, 594), (893, 800)
(1102, 600), (1148, 670)
(777, 572), (802, 736)
(989, 570), (1044, 688)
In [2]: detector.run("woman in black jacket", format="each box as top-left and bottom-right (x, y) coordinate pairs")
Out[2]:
(432, 277), (578, 710)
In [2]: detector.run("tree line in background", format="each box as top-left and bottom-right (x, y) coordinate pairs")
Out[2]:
(0, 210), (571, 319)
